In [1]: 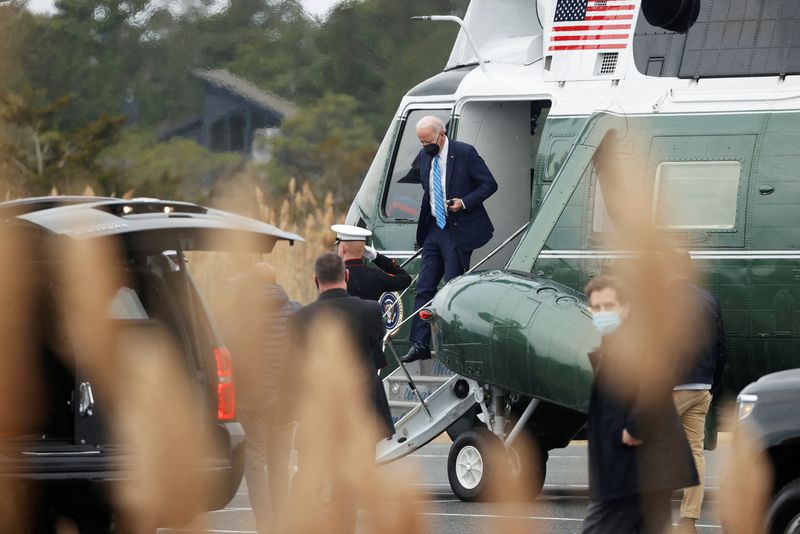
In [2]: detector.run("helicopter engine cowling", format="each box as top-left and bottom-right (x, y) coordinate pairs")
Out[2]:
(641, 0), (701, 33)
(429, 270), (598, 413)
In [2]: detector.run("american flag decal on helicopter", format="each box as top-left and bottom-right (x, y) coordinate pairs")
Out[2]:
(549, 0), (636, 52)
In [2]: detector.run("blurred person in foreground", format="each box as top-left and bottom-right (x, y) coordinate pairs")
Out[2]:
(332, 224), (412, 302)
(582, 276), (698, 534)
(284, 253), (395, 532)
(225, 263), (300, 534)
(666, 249), (728, 534)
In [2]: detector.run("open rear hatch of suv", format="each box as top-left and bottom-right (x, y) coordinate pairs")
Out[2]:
(0, 197), (302, 511)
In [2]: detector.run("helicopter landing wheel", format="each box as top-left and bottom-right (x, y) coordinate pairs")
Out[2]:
(447, 428), (506, 502)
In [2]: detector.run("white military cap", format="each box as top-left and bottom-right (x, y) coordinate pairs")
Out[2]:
(331, 224), (373, 242)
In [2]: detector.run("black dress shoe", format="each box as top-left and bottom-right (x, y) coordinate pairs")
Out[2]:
(401, 343), (431, 364)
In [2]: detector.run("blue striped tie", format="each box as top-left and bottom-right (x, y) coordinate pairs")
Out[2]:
(432, 155), (446, 229)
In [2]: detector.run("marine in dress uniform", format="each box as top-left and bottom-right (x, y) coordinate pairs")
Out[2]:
(332, 224), (412, 302)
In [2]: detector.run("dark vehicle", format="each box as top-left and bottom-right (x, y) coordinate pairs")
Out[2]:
(0, 197), (302, 532)
(738, 370), (800, 534)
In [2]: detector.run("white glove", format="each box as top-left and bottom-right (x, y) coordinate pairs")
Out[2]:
(363, 245), (378, 261)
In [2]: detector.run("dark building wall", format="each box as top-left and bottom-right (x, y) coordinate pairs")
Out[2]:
(161, 79), (288, 154)
(199, 85), (284, 153)
(201, 86), (253, 152)
(163, 117), (203, 144)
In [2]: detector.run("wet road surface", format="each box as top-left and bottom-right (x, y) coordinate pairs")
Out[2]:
(159, 441), (725, 533)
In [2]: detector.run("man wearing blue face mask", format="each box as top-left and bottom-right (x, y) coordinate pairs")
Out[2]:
(582, 276), (698, 534)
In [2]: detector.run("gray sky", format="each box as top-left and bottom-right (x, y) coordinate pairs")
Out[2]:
(25, 0), (342, 18)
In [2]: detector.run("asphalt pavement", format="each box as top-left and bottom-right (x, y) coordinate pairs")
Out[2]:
(159, 441), (725, 534)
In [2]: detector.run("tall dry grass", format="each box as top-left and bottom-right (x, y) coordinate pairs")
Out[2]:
(282, 313), (428, 534)
(0, 220), (218, 532)
(190, 178), (345, 321)
(59, 235), (218, 532)
(0, 218), (41, 531)
(0, 181), (291, 525)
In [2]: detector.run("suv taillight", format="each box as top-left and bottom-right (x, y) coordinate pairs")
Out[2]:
(214, 346), (236, 421)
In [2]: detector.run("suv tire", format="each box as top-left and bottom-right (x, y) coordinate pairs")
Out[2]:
(768, 478), (800, 534)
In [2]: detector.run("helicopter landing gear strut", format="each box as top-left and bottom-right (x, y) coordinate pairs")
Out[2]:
(447, 386), (546, 502)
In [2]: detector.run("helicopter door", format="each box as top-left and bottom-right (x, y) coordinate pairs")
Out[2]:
(455, 99), (552, 269)
(372, 107), (452, 354)
(381, 108), (453, 224)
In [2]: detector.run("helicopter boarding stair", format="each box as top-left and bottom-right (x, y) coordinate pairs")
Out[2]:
(376, 362), (481, 464)
(375, 223), (530, 465)
(372, 248), (482, 465)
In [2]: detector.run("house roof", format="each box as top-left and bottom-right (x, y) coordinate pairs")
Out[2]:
(192, 69), (298, 117)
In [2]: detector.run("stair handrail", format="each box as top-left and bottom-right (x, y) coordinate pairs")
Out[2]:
(383, 220), (531, 342)
(381, 221), (531, 419)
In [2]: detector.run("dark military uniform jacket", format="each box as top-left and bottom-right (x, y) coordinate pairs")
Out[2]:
(345, 253), (412, 302)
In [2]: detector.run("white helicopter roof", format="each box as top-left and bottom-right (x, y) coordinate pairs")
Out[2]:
(399, 0), (800, 122)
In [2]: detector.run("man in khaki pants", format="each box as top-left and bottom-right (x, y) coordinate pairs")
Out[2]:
(669, 250), (728, 533)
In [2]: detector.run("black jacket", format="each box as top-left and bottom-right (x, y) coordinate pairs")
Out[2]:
(674, 282), (728, 394)
(226, 283), (300, 415)
(286, 288), (394, 439)
(345, 253), (412, 302)
(416, 139), (498, 251)
(586, 325), (698, 500)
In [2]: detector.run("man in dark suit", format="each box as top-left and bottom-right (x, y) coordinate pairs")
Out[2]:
(402, 115), (498, 363)
(284, 253), (394, 533)
(332, 224), (412, 302)
(287, 253), (395, 439)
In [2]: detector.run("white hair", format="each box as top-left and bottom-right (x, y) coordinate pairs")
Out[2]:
(416, 115), (446, 136)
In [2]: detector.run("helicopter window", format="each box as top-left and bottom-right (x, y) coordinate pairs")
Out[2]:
(382, 109), (451, 221)
(353, 119), (399, 221)
(592, 176), (616, 234)
(653, 161), (741, 229)
(591, 146), (634, 237)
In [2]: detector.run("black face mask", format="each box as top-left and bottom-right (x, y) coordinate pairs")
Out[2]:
(423, 143), (440, 157)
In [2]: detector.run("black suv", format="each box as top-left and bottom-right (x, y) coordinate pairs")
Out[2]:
(0, 197), (301, 532)
(737, 369), (800, 534)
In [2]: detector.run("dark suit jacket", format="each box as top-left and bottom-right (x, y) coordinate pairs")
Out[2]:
(285, 288), (395, 438)
(671, 282), (729, 395)
(416, 139), (498, 251)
